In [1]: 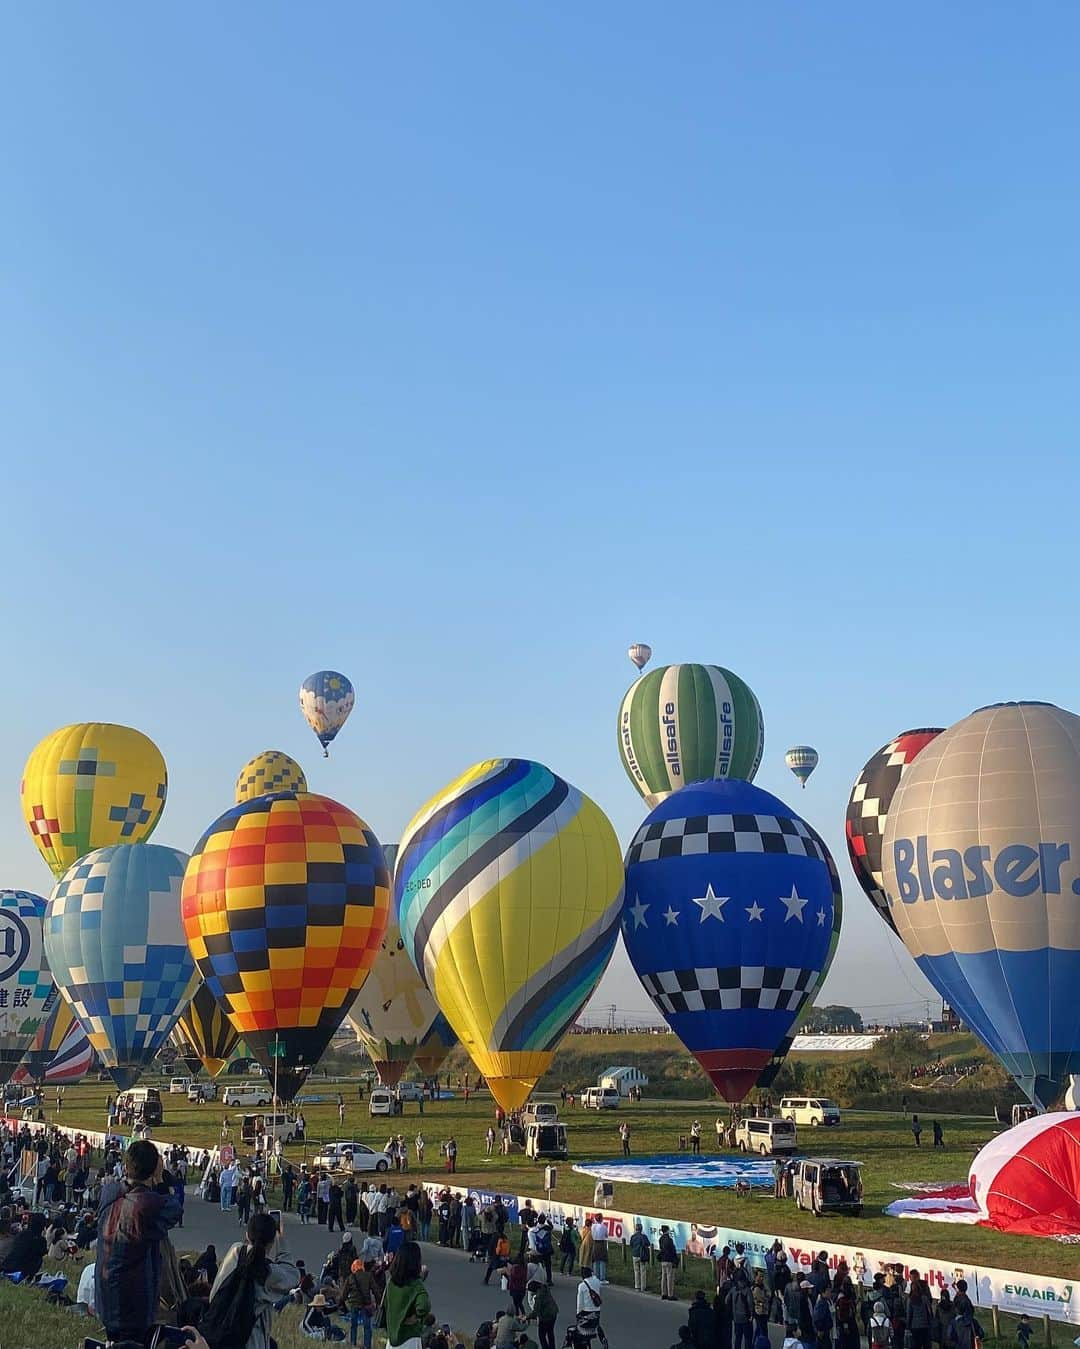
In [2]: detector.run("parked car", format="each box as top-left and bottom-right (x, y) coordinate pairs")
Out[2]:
(188, 1081), (218, 1102)
(311, 1141), (391, 1173)
(241, 1112), (299, 1145)
(115, 1087), (164, 1126)
(793, 1158), (863, 1215)
(369, 1087), (399, 1116)
(169, 1076), (192, 1095)
(222, 1081), (273, 1108)
(735, 1116), (797, 1155)
(581, 1086), (620, 1110)
(395, 1081), (426, 1102)
(522, 1101), (559, 1125)
(780, 1097), (841, 1127)
(525, 1121), (568, 1159)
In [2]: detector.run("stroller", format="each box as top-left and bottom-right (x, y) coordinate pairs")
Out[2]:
(564, 1311), (610, 1349)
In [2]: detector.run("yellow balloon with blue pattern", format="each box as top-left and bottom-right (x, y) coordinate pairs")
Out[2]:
(20, 723), (167, 878)
(235, 750), (307, 803)
(395, 758), (624, 1111)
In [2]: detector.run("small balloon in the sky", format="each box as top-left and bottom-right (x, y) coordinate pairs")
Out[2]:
(299, 672), (355, 757)
(785, 745), (819, 788)
(628, 643), (652, 672)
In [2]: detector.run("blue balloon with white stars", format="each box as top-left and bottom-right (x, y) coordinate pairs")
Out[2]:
(622, 778), (841, 1103)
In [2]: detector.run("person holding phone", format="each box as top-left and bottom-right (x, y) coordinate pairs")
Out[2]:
(95, 1141), (182, 1346)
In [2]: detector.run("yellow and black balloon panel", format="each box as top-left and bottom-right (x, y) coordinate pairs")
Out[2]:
(234, 750), (307, 804)
(174, 981), (241, 1077)
(21, 723), (167, 877)
(182, 791), (390, 1100)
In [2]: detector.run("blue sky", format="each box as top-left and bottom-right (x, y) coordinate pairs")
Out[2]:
(2, 4), (1078, 1021)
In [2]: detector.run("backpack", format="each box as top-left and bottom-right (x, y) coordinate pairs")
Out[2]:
(200, 1254), (258, 1349)
(871, 1320), (894, 1348)
(535, 1228), (552, 1256)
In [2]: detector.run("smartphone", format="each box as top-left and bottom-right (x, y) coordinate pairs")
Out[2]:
(269, 1208), (282, 1230)
(150, 1327), (193, 1349)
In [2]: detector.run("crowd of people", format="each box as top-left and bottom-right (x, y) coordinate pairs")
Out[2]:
(662, 1244), (989, 1349)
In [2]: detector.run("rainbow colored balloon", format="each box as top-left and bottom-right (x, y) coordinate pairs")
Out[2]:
(395, 758), (624, 1111)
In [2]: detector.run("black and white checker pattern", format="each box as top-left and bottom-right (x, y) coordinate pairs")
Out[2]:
(626, 814), (826, 866)
(638, 965), (820, 1015)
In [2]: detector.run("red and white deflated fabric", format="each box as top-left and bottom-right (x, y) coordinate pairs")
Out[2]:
(885, 1113), (1080, 1240)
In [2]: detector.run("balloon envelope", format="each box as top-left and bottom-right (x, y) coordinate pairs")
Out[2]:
(396, 758), (624, 1111)
(299, 672), (354, 753)
(20, 993), (75, 1081)
(883, 702), (1080, 1110)
(623, 778), (839, 1101)
(235, 751), (307, 803)
(0, 890), (54, 1086)
(970, 1112), (1080, 1238)
(846, 729), (944, 936)
(348, 844), (440, 1087)
(21, 723), (167, 877)
(618, 664), (764, 808)
(182, 792), (390, 1100)
(173, 982), (241, 1078)
(44, 844), (199, 1090)
(628, 643), (652, 671)
(784, 745), (819, 787)
(413, 1013), (457, 1077)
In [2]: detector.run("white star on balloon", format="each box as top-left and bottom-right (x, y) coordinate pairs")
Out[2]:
(663, 906), (680, 926)
(817, 907), (827, 927)
(780, 886), (808, 923)
(745, 901), (764, 922)
(629, 896), (649, 929)
(692, 884), (729, 922)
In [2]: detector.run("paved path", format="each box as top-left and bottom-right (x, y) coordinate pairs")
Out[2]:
(176, 1195), (692, 1346)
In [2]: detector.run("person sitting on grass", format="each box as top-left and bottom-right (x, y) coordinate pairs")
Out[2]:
(1, 1212), (47, 1281)
(303, 1291), (346, 1340)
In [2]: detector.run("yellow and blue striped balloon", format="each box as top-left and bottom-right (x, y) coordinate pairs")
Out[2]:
(395, 758), (624, 1111)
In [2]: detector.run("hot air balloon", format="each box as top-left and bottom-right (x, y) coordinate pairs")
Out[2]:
(44, 844), (199, 1089)
(182, 792), (390, 1100)
(622, 778), (839, 1101)
(0, 890), (54, 1085)
(21, 723), (168, 877)
(20, 993), (75, 1082)
(628, 643), (652, 672)
(882, 701), (1080, 1110)
(618, 664), (764, 808)
(13, 1010), (94, 1086)
(413, 1013), (458, 1078)
(756, 830), (843, 1090)
(396, 759), (623, 1112)
(346, 844), (441, 1087)
(846, 729), (944, 935)
(173, 982), (241, 1078)
(299, 672), (354, 756)
(170, 1024), (204, 1078)
(235, 750), (307, 803)
(784, 745), (819, 788)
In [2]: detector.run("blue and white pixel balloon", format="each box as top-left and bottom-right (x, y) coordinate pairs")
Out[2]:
(0, 890), (53, 1086)
(622, 779), (840, 1102)
(44, 843), (200, 1090)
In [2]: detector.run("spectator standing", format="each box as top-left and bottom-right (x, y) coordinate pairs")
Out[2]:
(728, 1269), (755, 1349)
(590, 1215), (609, 1283)
(911, 1115), (922, 1147)
(317, 1171), (331, 1225)
(527, 1278), (559, 1349)
(688, 1289), (718, 1348)
(343, 1258), (378, 1349)
(619, 1122), (631, 1156)
(94, 1141), (182, 1345)
(932, 1121), (944, 1149)
(658, 1225), (679, 1303)
(559, 1218), (579, 1276)
(690, 1120), (702, 1154)
(629, 1220), (651, 1292)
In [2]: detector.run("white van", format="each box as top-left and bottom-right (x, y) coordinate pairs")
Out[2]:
(736, 1116), (798, 1155)
(369, 1087), (398, 1116)
(241, 1112), (299, 1145)
(222, 1081), (273, 1107)
(522, 1101), (559, 1125)
(581, 1086), (620, 1110)
(780, 1097), (841, 1127)
(169, 1076), (192, 1095)
(396, 1081), (426, 1102)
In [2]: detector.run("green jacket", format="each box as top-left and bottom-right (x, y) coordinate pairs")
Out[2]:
(384, 1277), (431, 1344)
(528, 1285), (559, 1323)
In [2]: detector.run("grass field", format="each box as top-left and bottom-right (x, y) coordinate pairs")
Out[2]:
(18, 1070), (1077, 1282)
